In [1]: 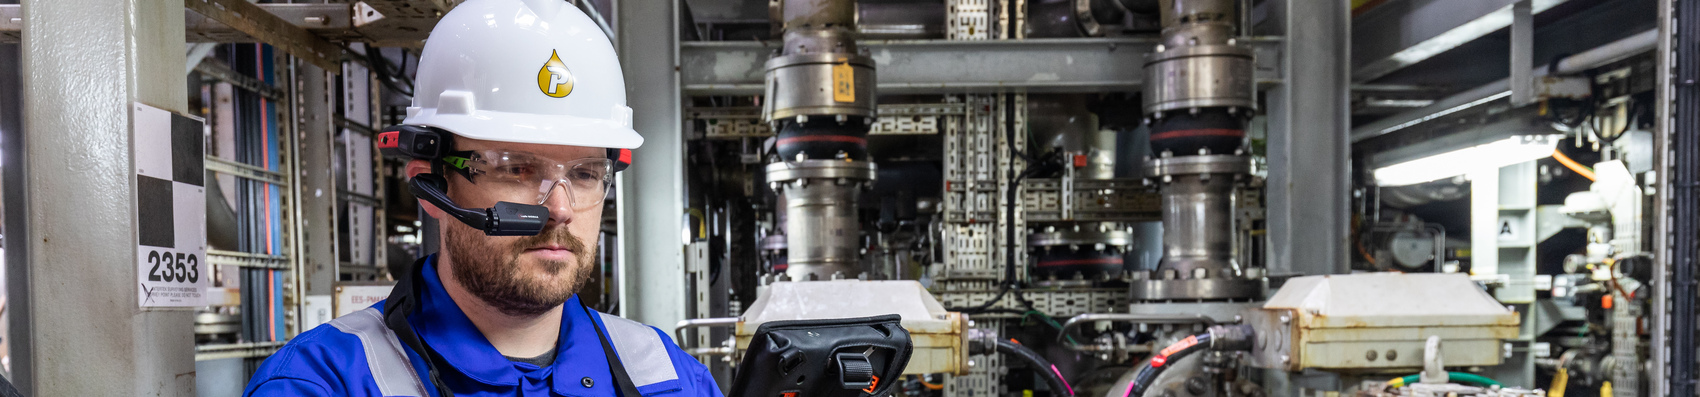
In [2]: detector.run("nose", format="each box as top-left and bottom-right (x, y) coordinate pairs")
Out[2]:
(541, 180), (576, 227)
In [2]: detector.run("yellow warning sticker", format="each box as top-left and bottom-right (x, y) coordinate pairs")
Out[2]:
(832, 59), (854, 103)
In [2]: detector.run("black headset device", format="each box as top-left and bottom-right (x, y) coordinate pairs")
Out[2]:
(376, 124), (643, 397)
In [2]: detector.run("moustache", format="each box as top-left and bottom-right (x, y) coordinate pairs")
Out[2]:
(510, 225), (588, 254)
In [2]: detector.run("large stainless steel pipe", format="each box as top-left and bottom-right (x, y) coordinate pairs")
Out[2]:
(767, 161), (877, 280)
(1147, 155), (1244, 275)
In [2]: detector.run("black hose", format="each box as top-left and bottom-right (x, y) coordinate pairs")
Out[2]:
(996, 340), (1075, 397)
(1126, 333), (1212, 397)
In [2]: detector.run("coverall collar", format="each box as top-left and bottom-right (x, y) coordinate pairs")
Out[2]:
(410, 255), (614, 394)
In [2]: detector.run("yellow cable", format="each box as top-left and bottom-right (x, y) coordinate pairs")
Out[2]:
(1550, 368), (1569, 397)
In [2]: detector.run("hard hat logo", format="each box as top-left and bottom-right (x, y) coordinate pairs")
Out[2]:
(537, 50), (575, 98)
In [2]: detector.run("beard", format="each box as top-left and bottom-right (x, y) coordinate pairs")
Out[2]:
(444, 222), (596, 317)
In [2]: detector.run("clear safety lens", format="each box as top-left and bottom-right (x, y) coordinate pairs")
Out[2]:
(463, 151), (612, 210)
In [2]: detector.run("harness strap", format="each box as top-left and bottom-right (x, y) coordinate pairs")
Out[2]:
(584, 301), (647, 397)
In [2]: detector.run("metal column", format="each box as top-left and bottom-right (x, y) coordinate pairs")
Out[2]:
(12, 0), (192, 395)
(615, 0), (688, 328)
(0, 24), (21, 395)
(1650, 1), (1673, 395)
(291, 59), (339, 314)
(1665, 0), (1699, 393)
(1264, 0), (1350, 277)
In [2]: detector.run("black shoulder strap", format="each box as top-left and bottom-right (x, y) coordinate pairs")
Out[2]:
(384, 256), (456, 397)
(581, 300), (645, 397)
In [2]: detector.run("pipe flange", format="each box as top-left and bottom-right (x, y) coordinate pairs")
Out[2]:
(760, 234), (788, 251)
(1027, 230), (1133, 247)
(764, 52), (877, 70)
(1143, 155), (1250, 178)
(1143, 44), (1256, 114)
(765, 53), (878, 121)
(1142, 43), (1255, 65)
(765, 160), (878, 183)
(1129, 274), (1266, 301)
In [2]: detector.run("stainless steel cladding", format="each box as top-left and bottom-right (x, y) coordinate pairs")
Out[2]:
(1143, 44), (1256, 114)
(766, 160), (877, 280)
(763, 0), (877, 123)
(1141, 0), (1255, 114)
(1132, 154), (1263, 300)
(763, 53), (878, 121)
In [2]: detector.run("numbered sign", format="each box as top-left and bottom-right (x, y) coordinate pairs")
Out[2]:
(133, 103), (207, 308)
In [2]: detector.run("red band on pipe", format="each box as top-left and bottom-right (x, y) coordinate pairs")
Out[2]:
(1150, 128), (1244, 140)
(776, 135), (868, 146)
(1036, 258), (1125, 267)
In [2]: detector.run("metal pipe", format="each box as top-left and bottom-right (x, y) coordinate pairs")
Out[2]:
(1057, 313), (1216, 342)
(673, 317), (739, 346)
(1063, 341), (1153, 353)
(1649, 1), (1673, 395)
(686, 347), (735, 357)
(1352, 29), (1659, 142)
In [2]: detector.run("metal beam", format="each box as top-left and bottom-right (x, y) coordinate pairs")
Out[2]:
(185, 4), (360, 43)
(1351, 0), (1566, 83)
(184, 0), (341, 72)
(680, 38), (1284, 95)
(1265, 0), (1350, 278)
(3, 3), (438, 46)
(14, 0), (193, 394)
(1351, 29), (1658, 143)
(0, 4), (15, 42)
(616, 0), (689, 329)
(194, 58), (285, 101)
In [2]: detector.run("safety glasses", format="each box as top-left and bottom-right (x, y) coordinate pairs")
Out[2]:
(442, 150), (613, 211)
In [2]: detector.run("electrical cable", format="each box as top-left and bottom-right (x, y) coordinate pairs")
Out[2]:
(366, 47), (415, 97)
(1385, 372), (1503, 388)
(1021, 310), (1081, 346)
(1123, 333), (1212, 397)
(945, 285), (1011, 313)
(995, 339), (1075, 397)
(1552, 149), (1598, 181)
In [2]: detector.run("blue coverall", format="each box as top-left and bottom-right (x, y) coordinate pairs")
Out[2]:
(243, 255), (723, 397)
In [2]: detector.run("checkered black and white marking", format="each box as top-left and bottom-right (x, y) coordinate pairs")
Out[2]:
(133, 103), (207, 307)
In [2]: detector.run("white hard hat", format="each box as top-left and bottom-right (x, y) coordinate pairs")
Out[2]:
(403, 0), (642, 150)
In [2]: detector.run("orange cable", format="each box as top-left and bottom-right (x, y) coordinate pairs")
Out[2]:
(1553, 150), (1597, 181)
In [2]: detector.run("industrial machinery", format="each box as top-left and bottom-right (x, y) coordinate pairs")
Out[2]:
(663, 0), (1671, 395)
(613, 0), (1684, 394)
(0, 0), (1689, 395)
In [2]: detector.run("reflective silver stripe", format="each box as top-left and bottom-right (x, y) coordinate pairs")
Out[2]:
(598, 312), (680, 387)
(329, 307), (429, 397)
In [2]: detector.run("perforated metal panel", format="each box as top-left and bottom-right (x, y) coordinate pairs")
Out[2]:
(947, 0), (992, 40)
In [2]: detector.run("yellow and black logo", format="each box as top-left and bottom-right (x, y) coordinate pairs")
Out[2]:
(537, 50), (574, 98)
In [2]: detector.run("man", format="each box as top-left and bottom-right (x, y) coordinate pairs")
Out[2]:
(243, 0), (721, 395)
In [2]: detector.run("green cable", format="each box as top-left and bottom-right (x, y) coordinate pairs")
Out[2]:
(1022, 310), (1081, 346)
(1392, 372), (1504, 388)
